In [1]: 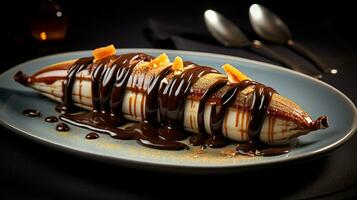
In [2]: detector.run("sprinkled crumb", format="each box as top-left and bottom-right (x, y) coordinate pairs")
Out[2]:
(56, 131), (69, 137)
(97, 143), (120, 149)
(192, 147), (206, 158)
(220, 148), (237, 158)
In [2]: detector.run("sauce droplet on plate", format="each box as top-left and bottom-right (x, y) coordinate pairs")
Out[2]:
(85, 132), (99, 139)
(23, 109), (41, 117)
(56, 123), (69, 131)
(45, 116), (58, 123)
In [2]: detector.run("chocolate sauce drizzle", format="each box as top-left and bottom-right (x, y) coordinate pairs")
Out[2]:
(57, 53), (284, 155)
(158, 64), (219, 141)
(189, 79), (228, 148)
(56, 57), (94, 113)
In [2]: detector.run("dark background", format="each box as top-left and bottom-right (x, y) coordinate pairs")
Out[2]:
(1, 0), (356, 199)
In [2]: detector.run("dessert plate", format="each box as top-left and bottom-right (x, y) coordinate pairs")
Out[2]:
(0, 49), (356, 173)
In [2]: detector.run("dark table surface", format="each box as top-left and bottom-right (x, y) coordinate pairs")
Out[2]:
(1, 1), (356, 199)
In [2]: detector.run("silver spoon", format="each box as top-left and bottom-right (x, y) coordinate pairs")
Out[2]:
(249, 4), (338, 75)
(203, 10), (320, 77)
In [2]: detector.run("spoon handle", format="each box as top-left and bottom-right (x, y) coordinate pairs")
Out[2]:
(249, 40), (321, 78)
(287, 40), (337, 74)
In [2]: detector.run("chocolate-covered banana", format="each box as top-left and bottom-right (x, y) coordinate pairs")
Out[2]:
(14, 45), (328, 154)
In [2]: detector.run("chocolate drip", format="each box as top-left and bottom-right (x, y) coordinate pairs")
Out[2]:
(158, 65), (218, 140)
(145, 66), (172, 125)
(231, 81), (280, 155)
(247, 82), (276, 141)
(109, 53), (152, 117)
(189, 135), (206, 146)
(188, 79), (229, 148)
(57, 57), (93, 113)
(210, 84), (237, 136)
(99, 60), (120, 112)
(188, 80), (280, 152)
(91, 59), (109, 110)
(190, 80), (256, 148)
(197, 79), (227, 135)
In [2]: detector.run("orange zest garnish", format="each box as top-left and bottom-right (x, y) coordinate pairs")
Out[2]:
(148, 53), (170, 69)
(92, 44), (116, 62)
(222, 64), (251, 83)
(172, 56), (184, 71)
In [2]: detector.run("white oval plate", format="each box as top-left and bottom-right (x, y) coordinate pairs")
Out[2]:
(0, 49), (356, 173)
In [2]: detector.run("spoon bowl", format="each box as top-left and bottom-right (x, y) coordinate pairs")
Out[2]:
(249, 4), (292, 44)
(204, 10), (251, 48)
(249, 4), (338, 75)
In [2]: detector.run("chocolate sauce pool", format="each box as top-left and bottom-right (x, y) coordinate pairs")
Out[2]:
(30, 52), (287, 155)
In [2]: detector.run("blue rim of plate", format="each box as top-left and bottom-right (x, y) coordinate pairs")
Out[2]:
(1, 48), (356, 172)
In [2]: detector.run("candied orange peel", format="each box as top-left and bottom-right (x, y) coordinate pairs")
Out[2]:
(222, 64), (251, 83)
(92, 44), (116, 62)
(148, 53), (170, 69)
(172, 56), (184, 71)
